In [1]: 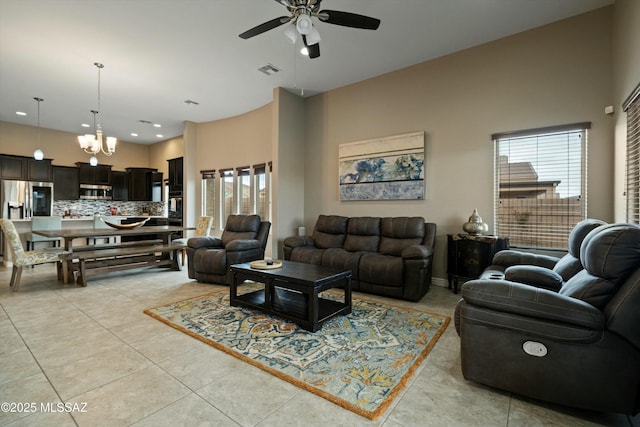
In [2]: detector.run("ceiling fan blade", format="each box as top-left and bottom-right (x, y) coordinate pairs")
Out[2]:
(239, 16), (290, 39)
(302, 35), (320, 59)
(318, 10), (380, 30)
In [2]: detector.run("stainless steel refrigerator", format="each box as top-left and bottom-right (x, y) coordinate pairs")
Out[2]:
(1, 180), (54, 219)
(0, 180), (54, 258)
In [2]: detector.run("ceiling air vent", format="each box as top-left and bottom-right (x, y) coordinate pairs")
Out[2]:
(258, 63), (280, 75)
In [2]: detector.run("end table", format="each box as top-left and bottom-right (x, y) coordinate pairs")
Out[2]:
(447, 234), (509, 293)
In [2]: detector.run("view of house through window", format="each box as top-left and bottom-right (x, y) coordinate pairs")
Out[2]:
(493, 123), (589, 250)
(201, 163), (271, 230)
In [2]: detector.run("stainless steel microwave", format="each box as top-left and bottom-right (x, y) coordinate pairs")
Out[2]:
(79, 184), (112, 200)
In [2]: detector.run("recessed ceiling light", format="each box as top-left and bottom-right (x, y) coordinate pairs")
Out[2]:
(81, 123), (90, 128)
(16, 111), (27, 116)
(156, 134), (164, 138)
(153, 124), (161, 128)
(130, 133), (138, 137)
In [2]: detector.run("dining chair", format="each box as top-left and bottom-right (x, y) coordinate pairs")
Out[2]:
(172, 216), (213, 266)
(26, 216), (62, 250)
(0, 219), (70, 291)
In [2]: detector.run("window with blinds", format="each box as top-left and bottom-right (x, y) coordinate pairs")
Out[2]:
(624, 83), (640, 224)
(201, 163), (272, 230)
(493, 122), (590, 250)
(201, 170), (216, 227)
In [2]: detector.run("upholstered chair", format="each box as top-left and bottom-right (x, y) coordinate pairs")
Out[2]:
(0, 219), (70, 291)
(172, 216), (213, 265)
(455, 223), (640, 415)
(186, 214), (270, 285)
(481, 218), (606, 289)
(26, 216), (62, 250)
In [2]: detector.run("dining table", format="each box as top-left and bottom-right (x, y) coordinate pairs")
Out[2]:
(33, 225), (192, 284)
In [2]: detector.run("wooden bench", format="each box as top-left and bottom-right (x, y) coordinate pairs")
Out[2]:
(61, 242), (183, 286)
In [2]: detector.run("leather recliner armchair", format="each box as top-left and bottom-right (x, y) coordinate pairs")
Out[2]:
(481, 218), (606, 288)
(455, 223), (640, 415)
(186, 214), (271, 285)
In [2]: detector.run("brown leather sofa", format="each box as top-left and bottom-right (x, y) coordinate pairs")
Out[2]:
(455, 223), (640, 415)
(186, 214), (270, 285)
(283, 215), (436, 301)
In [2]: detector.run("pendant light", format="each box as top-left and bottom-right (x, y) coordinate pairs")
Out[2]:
(78, 62), (117, 163)
(33, 97), (44, 160)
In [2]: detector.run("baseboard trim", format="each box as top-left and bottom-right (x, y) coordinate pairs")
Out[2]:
(432, 277), (448, 288)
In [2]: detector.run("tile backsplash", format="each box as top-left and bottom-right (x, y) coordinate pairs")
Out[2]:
(53, 200), (166, 217)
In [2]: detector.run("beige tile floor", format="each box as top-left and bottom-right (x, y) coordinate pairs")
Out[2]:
(0, 263), (638, 427)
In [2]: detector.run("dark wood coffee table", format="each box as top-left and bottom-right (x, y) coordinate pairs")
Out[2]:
(230, 260), (352, 332)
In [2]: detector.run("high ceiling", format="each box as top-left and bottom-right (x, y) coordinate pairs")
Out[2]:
(0, 0), (613, 145)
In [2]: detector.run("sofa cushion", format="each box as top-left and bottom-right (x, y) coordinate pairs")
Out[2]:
(379, 217), (425, 256)
(221, 215), (260, 246)
(359, 253), (404, 287)
(559, 271), (617, 310)
(343, 217), (380, 252)
(505, 265), (564, 292)
(289, 246), (324, 265)
(194, 248), (227, 275)
(312, 215), (348, 249)
(321, 248), (363, 279)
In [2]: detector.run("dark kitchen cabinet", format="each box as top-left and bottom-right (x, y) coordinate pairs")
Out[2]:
(447, 234), (510, 294)
(52, 166), (80, 200)
(76, 162), (112, 185)
(0, 155), (52, 181)
(126, 167), (158, 201)
(26, 158), (53, 181)
(0, 155), (25, 179)
(111, 170), (128, 201)
(167, 157), (183, 192)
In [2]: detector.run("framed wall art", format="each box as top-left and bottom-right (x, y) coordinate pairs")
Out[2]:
(339, 131), (425, 201)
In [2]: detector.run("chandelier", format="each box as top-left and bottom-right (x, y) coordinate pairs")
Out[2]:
(78, 62), (116, 164)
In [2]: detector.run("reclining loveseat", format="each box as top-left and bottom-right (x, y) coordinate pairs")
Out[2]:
(455, 223), (640, 415)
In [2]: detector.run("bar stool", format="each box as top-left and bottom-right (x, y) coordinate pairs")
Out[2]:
(26, 216), (61, 250)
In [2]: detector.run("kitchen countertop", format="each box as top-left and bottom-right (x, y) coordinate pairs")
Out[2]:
(6, 216), (168, 222)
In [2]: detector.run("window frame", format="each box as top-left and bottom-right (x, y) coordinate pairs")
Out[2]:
(492, 122), (590, 251)
(623, 82), (640, 224)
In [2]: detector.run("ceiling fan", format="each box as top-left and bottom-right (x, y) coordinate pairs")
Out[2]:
(239, 0), (381, 59)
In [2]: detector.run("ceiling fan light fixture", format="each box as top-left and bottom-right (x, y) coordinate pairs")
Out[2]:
(296, 14), (313, 35)
(306, 26), (321, 45)
(283, 23), (297, 44)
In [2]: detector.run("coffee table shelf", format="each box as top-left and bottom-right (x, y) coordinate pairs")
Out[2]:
(230, 261), (352, 332)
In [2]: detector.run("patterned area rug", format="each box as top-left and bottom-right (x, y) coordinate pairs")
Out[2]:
(144, 289), (450, 420)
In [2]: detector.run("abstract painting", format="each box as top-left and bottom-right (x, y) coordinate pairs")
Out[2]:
(339, 131), (425, 200)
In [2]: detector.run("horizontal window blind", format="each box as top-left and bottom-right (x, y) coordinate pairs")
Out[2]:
(625, 84), (640, 224)
(493, 123), (589, 250)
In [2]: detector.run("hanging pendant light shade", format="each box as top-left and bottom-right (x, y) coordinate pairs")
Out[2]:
(33, 97), (44, 160)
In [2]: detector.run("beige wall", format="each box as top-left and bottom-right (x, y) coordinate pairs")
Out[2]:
(0, 121), (151, 170)
(303, 7), (614, 283)
(195, 104), (272, 172)
(190, 103), (272, 233)
(272, 88), (306, 258)
(613, 0), (640, 221)
(149, 135), (184, 176)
